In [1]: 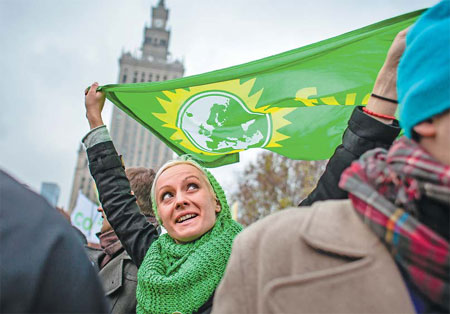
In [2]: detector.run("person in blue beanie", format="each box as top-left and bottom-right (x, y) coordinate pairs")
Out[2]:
(212, 1), (450, 313)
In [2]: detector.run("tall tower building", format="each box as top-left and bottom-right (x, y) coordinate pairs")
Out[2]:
(68, 0), (184, 211)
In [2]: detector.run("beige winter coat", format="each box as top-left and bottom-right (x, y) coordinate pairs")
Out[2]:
(212, 199), (415, 314)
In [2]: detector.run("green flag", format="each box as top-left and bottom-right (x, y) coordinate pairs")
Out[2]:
(100, 10), (423, 167)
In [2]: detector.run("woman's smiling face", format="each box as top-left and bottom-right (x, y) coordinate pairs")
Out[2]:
(155, 163), (221, 243)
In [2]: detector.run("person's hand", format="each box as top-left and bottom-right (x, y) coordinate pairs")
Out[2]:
(84, 82), (105, 129)
(381, 27), (409, 75)
(366, 28), (409, 123)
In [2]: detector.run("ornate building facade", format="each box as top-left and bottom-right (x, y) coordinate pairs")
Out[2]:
(68, 0), (184, 211)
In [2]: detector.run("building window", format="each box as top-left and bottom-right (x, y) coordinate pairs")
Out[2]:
(163, 75), (167, 81)
(122, 68), (128, 83)
(166, 148), (173, 161)
(86, 180), (92, 195)
(133, 71), (138, 83)
(129, 127), (137, 162)
(148, 73), (153, 82)
(141, 72), (146, 82)
(152, 140), (161, 166)
(160, 39), (167, 46)
(123, 125), (130, 153)
(156, 74), (160, 81)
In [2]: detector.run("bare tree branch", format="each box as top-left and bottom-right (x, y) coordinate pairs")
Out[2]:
(231, 152), (327, 226)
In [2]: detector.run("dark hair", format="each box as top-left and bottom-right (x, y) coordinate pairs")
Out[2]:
(411, 129), (421, 143)
(125, 167), (156, 217)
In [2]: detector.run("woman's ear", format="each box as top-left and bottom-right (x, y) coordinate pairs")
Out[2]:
(215, 200), (221, 213)
(413, 121), (437, 138)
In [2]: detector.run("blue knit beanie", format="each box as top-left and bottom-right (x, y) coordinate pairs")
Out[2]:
(398, 0), (450, 138)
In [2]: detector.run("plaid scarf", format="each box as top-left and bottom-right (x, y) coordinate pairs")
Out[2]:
(339, 137), (450, 310)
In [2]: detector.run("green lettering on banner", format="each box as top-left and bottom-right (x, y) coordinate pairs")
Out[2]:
(82, 217), (93, 230)
(74, 212), (95, 232)
(74, 212), (83, 226)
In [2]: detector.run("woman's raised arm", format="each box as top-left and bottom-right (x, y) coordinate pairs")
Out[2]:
(83, 83), (158, 266)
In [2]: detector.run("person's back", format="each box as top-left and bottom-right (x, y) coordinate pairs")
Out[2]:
(213, 200), (416, 313)
(0, 169), (108, 313)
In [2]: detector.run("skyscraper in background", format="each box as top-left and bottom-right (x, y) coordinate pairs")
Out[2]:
(40, 182), (60, 207)
(68, 0), (184, 211)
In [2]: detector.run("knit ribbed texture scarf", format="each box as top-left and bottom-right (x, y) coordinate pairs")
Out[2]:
(339, 137), (450, 311)
(136, 211), (241, 314)
(137, 155), (243, 314)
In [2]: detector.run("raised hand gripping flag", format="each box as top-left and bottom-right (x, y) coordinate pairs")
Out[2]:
(99, 10), (423, 167)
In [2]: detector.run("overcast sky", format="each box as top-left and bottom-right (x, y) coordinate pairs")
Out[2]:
(0, 0), (435, 208)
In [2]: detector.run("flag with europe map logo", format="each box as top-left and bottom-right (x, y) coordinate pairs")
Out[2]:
(98, 9), (424, 167)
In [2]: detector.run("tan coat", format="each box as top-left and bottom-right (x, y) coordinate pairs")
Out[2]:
(212, 200), (415, 314)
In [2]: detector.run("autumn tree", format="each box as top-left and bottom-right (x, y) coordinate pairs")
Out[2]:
(231, 152), (327, 226)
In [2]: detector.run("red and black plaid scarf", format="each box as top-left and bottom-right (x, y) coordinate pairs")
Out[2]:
(339, 137), (450, 310)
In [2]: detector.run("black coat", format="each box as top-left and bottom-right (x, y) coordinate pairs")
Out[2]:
(300, 106), (400, 206)
(0, 170), (109, 313)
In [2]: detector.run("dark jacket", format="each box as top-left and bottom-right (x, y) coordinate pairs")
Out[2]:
(86, 247), (138, 314)
(87, 142), (213, 314)
(300, 106), (401, 206)
(0, 170), (109, 313)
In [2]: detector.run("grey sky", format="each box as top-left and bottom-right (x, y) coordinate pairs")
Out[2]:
(0, 0), (435, 208)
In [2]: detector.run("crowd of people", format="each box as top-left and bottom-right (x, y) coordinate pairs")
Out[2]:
(1, 1), (448, 313)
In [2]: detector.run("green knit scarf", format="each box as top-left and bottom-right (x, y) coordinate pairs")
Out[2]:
(136, 156), (243, 314)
